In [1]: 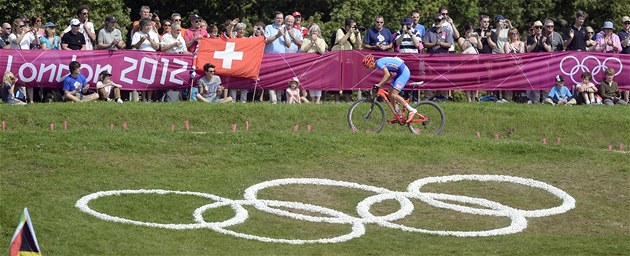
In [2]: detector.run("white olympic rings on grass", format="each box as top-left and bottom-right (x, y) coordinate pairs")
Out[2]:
(559, 56), (622, 84)
(75, 174), (576, 244)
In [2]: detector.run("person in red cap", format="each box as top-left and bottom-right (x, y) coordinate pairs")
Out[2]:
(292, 11), (308, 37)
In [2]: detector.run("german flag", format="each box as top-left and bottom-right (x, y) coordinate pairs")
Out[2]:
(9, 208), (41, 256)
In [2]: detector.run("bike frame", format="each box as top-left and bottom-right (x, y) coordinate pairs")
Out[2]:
(371, 87), (429, 124)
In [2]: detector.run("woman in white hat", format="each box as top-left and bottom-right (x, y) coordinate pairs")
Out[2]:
(595, 21), (621, 53)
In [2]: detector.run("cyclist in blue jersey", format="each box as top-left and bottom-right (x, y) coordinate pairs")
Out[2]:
(362, 54), (417, 123)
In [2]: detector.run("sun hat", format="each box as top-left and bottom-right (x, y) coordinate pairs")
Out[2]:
(602, 21), (614, 30)
(292, 11), (301, 17)
(44, 22), (56, 28)
(495, 15), (505, 23)
(533, 20), (543, 27)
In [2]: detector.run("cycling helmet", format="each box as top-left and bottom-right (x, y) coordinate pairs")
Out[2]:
(362, 54), (375, 69)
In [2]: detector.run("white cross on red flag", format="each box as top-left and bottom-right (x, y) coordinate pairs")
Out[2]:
(194, 37), (265, 80)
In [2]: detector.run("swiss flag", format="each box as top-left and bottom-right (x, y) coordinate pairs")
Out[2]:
(194, 37), (265, 80)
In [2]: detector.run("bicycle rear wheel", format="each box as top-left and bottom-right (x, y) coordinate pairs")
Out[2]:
(408, 101), (445, 135)
(348, 99), (386, 133)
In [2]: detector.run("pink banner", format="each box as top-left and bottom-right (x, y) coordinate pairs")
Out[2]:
(338, 51), (630, 91)
(1, 49), (193, 90)
(2, 49), (628, 91)
(188, 51), (630, 91)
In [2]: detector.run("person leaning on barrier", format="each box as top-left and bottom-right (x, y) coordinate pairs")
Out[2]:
(563, 10), (588, 51)
(331, 18), (362, 103)
(96, 16), (125, 50)
(61, 19), (86, 50)
(541, 19), (563, 52)
(364, 15), (393, 52)
(61, 5), (95, 50)
(594, 21), (622, 53)
(40, 22), (60, 50)
(300, 24), (327, 104)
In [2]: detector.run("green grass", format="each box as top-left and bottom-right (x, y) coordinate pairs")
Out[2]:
(1, 102), (629, 255)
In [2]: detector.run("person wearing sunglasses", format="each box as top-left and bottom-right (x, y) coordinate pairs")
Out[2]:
(618, 16), (629, 54)
(61, 5), (95, 50)
(541, 19), (563, 52)
(584, 26), (597, 51)
(526, 20), (545, 52)
(184, 14), (209, 53)
(363, 15), (393, 51)
(1, 23), (12, 49)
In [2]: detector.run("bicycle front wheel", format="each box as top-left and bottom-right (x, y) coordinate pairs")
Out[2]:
(348, 99), (386, 133)
(408, 101), (445, 135)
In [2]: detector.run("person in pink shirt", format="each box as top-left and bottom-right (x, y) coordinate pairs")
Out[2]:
(184, 14), (209, 53)
(595, 21), (622, 53)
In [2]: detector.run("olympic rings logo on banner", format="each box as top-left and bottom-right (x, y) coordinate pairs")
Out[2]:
(75, 175), (576, 244)
(559, 56), (622, 84)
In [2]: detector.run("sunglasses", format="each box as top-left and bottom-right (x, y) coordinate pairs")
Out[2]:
(624, 22), (630, 25)
(164, 24), (171, 27)
(173, 19), (181, 22)
(546, 25), (554, 28)
(587, 32), (594, 34)
(82, 12), (89, 15)
(375, 21), (384, 24)
(441, 13), (448, 16)
(36, 20), (41, 22)
(510, 32), (519, 35)
(195, 20), (202, 23)
(5, 27), (12, 30)
(19, 25), (25, 28)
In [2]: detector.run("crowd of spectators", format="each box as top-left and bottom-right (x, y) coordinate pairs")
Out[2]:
(1, 5), (629, 105)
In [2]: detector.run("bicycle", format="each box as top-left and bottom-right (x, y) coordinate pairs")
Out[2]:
(347, 82), (445, 135)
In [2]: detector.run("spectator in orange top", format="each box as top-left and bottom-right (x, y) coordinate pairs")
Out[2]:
(130, 6), (160, 39)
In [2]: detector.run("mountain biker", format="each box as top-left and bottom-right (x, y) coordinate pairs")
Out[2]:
(362, 54), (417, 123)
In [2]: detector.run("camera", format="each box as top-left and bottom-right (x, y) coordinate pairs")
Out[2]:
(471, 32), (478, 36)
(353, 25), (366, 32)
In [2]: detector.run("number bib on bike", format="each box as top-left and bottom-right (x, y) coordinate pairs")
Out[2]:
(376, 57), (410, 92)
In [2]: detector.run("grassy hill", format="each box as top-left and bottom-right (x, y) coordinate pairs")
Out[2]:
(1, 102), (628, 255)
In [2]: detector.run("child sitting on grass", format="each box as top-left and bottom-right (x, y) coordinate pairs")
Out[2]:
(599, 67), (628, 105)
(575, 71), (599, 105)
(286, 77), (309, 104)
(2, 71), (26, 105)
(96, 71), (123, 103)
(545, 75), (576, 106)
